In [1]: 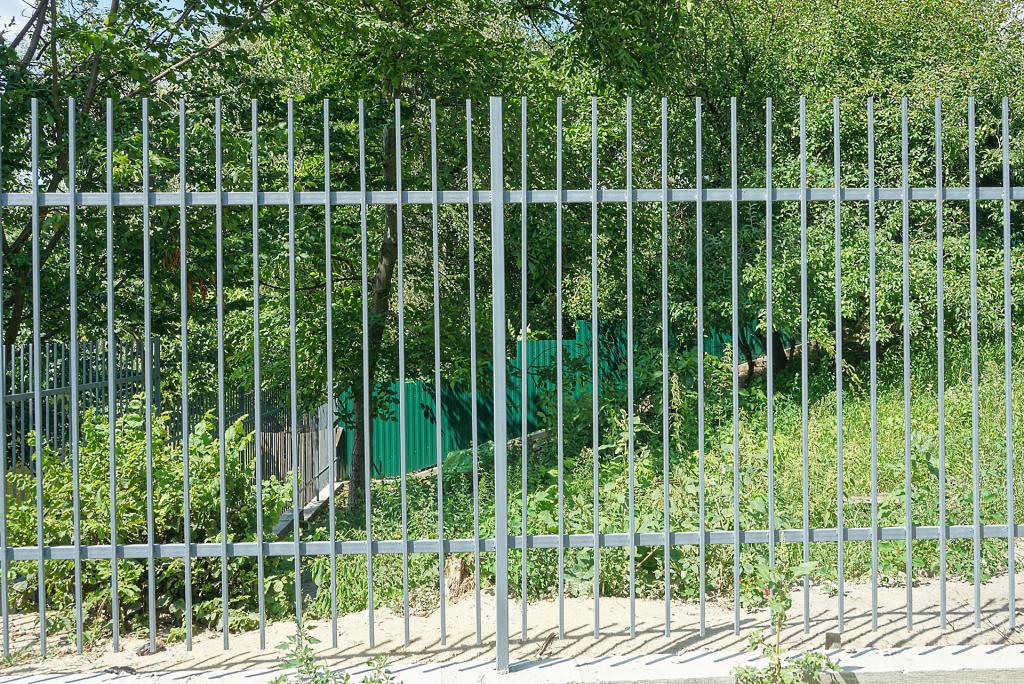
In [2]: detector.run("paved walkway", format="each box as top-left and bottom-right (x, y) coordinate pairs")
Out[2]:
(3, 646), (1024, 683)
(3, 576), (1024, 682)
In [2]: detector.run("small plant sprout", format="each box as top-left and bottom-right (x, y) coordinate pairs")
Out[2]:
(733, 561), (839, 684)
(272, 621), (395, 684)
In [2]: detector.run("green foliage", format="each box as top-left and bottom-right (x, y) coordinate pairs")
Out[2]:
(1, 0), (292, 400)
(272, 625), (335, 684)
(310, 337), (1024, 615)
(5, 0), (1024, 648)
(8, 0), (1024, 464)
(6, 402), (293, 639)
(734, 559), (837, 684)
(271, 622), (394, 684)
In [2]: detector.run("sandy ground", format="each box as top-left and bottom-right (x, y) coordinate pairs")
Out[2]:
(1, 573), (1023, 678)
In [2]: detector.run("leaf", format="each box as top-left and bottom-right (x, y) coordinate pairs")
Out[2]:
(791, 561), (817, 579)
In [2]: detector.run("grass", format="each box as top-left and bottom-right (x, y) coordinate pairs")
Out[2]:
(304, 336), (1024, 621)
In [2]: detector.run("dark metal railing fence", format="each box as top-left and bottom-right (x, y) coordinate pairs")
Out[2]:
(0, 94), (1020, 674)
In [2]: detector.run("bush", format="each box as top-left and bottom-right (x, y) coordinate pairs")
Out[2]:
(6, 400), (294, 642)
(308, 337), (1024, 616)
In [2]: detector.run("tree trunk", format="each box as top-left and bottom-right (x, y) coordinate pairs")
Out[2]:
(348, 104), (399, 510)
(347, 395), (372, 488)
(771, 328), (789, 371)
(3, 269), (27, 349)
(739, 333), (755, 388)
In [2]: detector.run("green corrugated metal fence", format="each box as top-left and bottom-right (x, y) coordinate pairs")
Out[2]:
(344, 319), (786, 478)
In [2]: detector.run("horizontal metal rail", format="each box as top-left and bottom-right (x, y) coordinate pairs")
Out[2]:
(2, 524), (1020, 561)
(1, 185), (1021, 207)
(3, 378), (141, 402)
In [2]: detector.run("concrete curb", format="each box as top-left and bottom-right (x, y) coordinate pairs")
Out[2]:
(4, 645), (1024, 683)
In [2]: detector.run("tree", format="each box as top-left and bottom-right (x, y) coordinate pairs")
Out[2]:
(0, 0), (288, 350)
(271, 0), (554, 507)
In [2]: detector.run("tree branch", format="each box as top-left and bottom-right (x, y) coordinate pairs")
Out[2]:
(81, 0), (120, 114)
(146, 0), (196, 51)
(131, 0), (281, 95)
(17, 1), (46, 69)
(261, 274), (362, 292)
(515, 0), (574, 24)
(6, 0), (45, 53)
(49, 0), (61, 143)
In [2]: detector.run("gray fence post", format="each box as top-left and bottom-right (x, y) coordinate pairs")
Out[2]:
(490, 96), (509, 673)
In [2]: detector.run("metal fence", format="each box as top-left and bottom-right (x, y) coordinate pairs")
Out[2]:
(174, 386), (341, 510)
(1, 338), (334, 511)
(3, 339), (154, 498)
(0, 94), (1019, 673)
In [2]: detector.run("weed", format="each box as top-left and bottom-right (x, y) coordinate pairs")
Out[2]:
(733, 561), (838, 684)
(272, 622), (395, 684)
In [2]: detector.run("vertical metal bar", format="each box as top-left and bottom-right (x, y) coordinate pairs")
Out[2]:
(214, 98), (230, 647)
(49, 347), (54, 449)
(54, 345), (60, 446)
(590, 95), (600, 639)
(45, 343), (50, 447)
(491, 95), (510, 675)
(868, 96), (879, 630)
(625, 96), (637, 638)
(50, 344), (56, 448)
(30, 97), (46, 658)
(660, 96), (671, 637)
(765, 97), (775, 570)
(696, 97), (706, 637)
(9, 347), (14, 484)
(520, 95), (530, 643)
(56, 346), (62, 450)
(324, 98), (338, 647)
(901, 96), (913, 630)
(2, 100), (8, 653)
(62, 344), (68, 456)
(935, 97), (947, 631)
(142, 97), (157, 654)
(105, 97), (120, 652)
(466, 99), (482, 645)
(799, 96), (810, 632)
(43, 343), (49, 449)
(86, 342), (91, 412)
(833, 97), (844, 632)
(48, 344), (54, 447)
(178, 98), (193, 651)
(252, 99), (266, 649)
(429, 98), (446, 645)
(54, 345), (60, 447)
(969, 96), (981, 629)
(16, 347), (21, 482)
(68, 97), (83, 655)
(0, 200), (7, 657)
(52, 346), (57, 455)
(19, 349), (24, 481)
(287, 98), (302, 628)
(555, 95), (565, 640)
(730, 96), (741, 635)
(1003, 97), (1015, 630)
(358, 99), (374, 648)
(396, 99), (410, 645)
(0, 270), (5, 653)
(40, 342), (45, 450)
(17, 351), (21, 484)
(65, 344), (71, 453)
